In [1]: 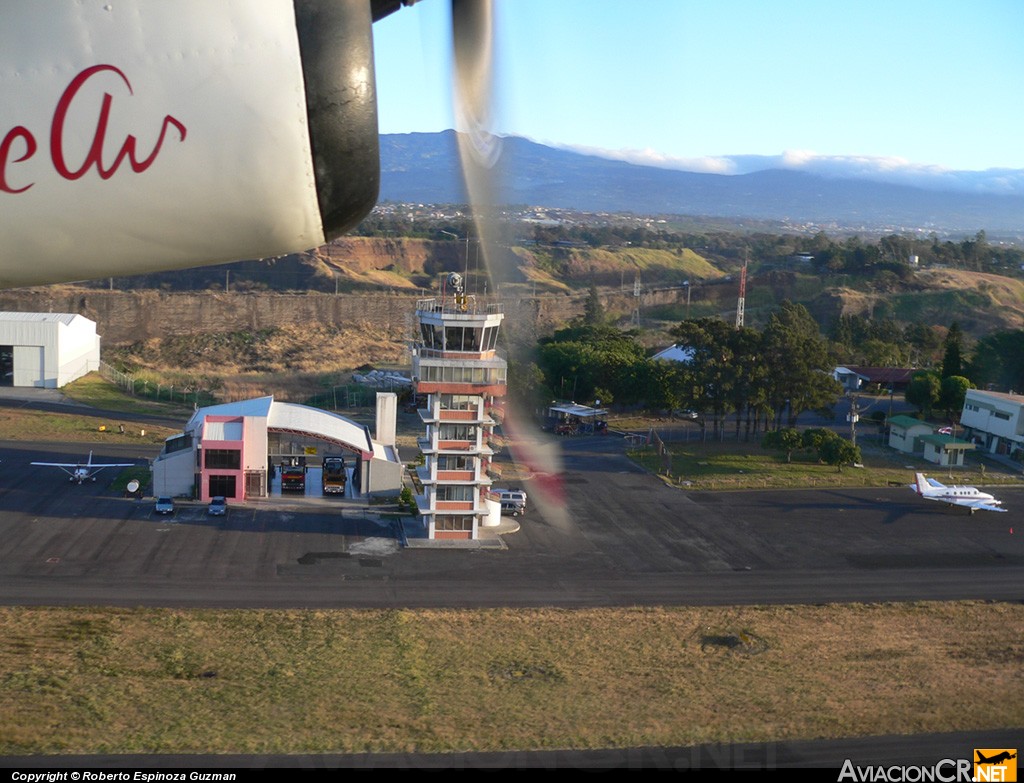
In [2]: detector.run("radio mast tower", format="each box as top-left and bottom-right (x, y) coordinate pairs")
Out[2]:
(735, 259), (748, 328)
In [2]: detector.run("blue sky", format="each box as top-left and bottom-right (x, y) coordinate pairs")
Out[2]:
(373, 0), (1024, 179)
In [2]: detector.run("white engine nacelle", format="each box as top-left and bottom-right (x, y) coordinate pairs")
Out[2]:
(0, 0), (380, 288)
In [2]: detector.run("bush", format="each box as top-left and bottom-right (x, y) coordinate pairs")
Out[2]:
(399, 486), (417, 514)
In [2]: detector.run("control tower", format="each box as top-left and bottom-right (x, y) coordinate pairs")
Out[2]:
(411, 273), (507, 540)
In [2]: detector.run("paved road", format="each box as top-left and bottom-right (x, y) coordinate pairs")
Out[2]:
(1, 436), (1021, 608)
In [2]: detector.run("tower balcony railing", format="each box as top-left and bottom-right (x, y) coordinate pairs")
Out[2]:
(416, 296), (503, 316)
(414, 347), (502, 360)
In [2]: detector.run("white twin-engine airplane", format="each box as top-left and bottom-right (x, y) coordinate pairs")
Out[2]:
(31, 451), (134, 484)
(911, 473), (1007, 514)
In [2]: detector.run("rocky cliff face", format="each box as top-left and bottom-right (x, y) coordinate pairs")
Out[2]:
(0, 287), (577, 349)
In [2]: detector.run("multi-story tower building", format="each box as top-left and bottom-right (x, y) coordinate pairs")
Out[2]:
(411, 273), (507, 540)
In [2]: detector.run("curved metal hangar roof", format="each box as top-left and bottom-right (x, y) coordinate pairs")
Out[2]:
(186, 396), (373, 455)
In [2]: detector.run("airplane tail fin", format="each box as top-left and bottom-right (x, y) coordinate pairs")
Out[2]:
(914, 473), (926, 495)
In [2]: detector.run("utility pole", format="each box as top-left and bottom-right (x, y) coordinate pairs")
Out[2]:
(847, 392), (871, 448)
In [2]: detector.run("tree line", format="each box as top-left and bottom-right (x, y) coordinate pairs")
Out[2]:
(531, 301), (842, 441)
(523, 300), (1024, 439)
(357, 210), (1024, 281)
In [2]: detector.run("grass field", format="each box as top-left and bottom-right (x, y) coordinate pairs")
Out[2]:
(0, 602), (1020, 755)
(0, 405), (178, 445)
(622, 425), (1024, 492)
(61, 373), (197, 418)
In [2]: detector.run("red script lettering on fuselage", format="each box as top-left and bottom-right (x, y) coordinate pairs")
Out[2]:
(1, 64), (187, 194)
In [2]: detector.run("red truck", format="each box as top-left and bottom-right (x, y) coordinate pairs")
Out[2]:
(281, 466), (306, 492)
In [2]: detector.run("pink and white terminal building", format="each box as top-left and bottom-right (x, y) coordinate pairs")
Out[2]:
(152, 394), (403, 503)
(410, 275), (509, 540)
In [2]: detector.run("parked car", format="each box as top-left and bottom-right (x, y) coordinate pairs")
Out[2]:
(207, 496), (227, 516)
(154, 497), (174, 515)
(493, 488), (527, 517)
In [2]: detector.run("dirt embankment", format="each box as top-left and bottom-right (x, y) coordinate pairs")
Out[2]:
(315, 237), (462, 288)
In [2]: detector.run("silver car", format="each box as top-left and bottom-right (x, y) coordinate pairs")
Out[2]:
(207, 496), (227, 516)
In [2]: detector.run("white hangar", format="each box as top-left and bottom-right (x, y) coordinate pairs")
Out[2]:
(0, 312), (101, 388)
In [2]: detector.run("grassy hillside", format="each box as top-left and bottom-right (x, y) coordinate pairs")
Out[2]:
(892, 270), (1024, 334)
(518, 245), (722, 288)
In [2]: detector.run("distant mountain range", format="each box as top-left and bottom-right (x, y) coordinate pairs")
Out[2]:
(379, 131), (1024, 235)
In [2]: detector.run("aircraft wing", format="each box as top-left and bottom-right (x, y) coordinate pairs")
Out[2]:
(31, 461), (134, 468)
(962, 500), (1007, 513)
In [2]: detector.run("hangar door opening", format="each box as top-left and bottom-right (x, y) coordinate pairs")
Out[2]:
(266, 431), (362, 497)
(0, 347), (11, 386)
(208, 474), (238, 499)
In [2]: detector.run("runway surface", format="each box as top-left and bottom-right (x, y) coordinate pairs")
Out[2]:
(1, 436), (1021, 608)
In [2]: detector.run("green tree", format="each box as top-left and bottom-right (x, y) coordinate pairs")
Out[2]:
(801, 427), (836, 455)
(859, 338), (909, 368)
(966, 329), (1024, 392)
(905, 371), (941, 417)
(762, 428), (802, 463)
(939, 375), (974, 420)
(727, 326), (769, 440)
(506, 359), (547, 410)
(819, 436), (861, 472)
(537, 324), (651, 406)
(941, 322), (964, 379)
(671, 318), (737, 437)
(582, 283), (606, 326)
(646, 359), (686, 414)
(762, 302), (842, 427)
(903, 323), (944, 367)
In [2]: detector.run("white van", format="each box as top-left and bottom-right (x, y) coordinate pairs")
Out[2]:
(493, 488), (527, 516)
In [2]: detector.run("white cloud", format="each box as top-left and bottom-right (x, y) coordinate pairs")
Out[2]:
(550, 141), (737, 174)
(550, 141), (1024, 195)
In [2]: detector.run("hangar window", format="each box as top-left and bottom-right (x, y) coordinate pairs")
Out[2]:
(208, 474), (237, 499)
(205, 420), (243, 440)
(205, 449), (241, 470)
(164, 434), (192, 454)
